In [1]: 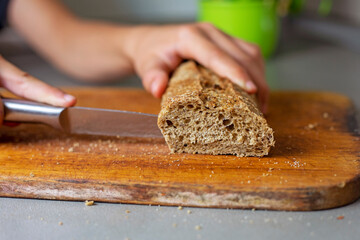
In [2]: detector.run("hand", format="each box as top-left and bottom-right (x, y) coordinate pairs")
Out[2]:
(125, 23), (269, 113)
(0, 55), (76, 125)
(8, 1), (268, 112)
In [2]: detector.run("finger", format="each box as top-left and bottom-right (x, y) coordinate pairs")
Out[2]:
(197, 23), (268, 113)
(198, 23), (265, 92)
(226, 37), (270, 114)
(199, 23), (265, 74)
(233, 39), (265, 75)
(233, 38), (265, 72)
(177, 25), (256, 93)
(136, 56), (172, 98)
(0, 56), (76, 107)
(232, 40), (269, 113)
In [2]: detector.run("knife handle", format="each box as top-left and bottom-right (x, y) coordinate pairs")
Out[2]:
(2, 98), (65, 129)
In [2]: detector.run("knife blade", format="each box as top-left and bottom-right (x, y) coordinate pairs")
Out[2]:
(2, 98), (163, 138)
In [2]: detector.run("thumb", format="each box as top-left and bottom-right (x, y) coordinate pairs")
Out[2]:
(0, 56), (76, 107)
(137, 58), (170, 98)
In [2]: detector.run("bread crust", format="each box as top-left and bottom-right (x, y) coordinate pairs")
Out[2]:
(158, 61), (275, 157)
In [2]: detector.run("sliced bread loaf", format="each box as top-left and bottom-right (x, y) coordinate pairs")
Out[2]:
(158, 61), (274, 157)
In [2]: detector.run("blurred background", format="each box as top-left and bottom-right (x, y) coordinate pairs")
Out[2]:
(0, 0), (359, 116)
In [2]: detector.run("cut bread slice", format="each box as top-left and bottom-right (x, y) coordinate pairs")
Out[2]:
(158, 61), (275, 157)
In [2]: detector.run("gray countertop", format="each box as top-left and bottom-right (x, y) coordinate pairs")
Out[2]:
(1, 197), (359, 240)
(1, 27), (360, 240)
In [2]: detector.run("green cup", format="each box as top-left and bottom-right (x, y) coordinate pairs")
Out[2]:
(198, 0), (279, 58)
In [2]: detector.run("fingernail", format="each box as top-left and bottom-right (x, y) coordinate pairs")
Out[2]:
(151, 80), (159, 97)
(235, 79), (246, 89)
(245, 81), (257, 92)
(64, 94), (76, 103)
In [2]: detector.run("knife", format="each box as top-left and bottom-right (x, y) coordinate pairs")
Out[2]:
(2, 98), (163, 139)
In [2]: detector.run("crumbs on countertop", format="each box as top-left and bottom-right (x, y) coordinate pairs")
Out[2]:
(85, 200), (94, 206)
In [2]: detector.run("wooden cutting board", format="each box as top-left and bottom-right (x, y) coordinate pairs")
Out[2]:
(0, 88), (359, 211)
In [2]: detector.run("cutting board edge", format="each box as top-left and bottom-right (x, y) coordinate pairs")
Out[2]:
(1, 174), (360, 211)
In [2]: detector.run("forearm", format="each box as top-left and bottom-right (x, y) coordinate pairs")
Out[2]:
(8, 0), (133, 81)
(47, 20), (134, 81)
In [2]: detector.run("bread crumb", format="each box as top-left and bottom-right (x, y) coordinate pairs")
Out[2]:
(338, 182), (346, 188)
(58, 221), (63, 226)
(306, 123), (318, 130)
(172, 223), (177, 228)
(85, 200), (94, 206)
(40, 217), (44, 221)
(187, 210), (192, 214)
(73, 142), (80, 147)
(178, 206), (183, 210)
(125, 210), (131, 214)
(337, 215), (344, 220)
(68, 147), (74, 152)
(323, 112), (329, 119)
(195, 225), (202, 230)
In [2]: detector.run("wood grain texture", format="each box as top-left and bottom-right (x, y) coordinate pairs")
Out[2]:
(0, 88), (359, 211)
